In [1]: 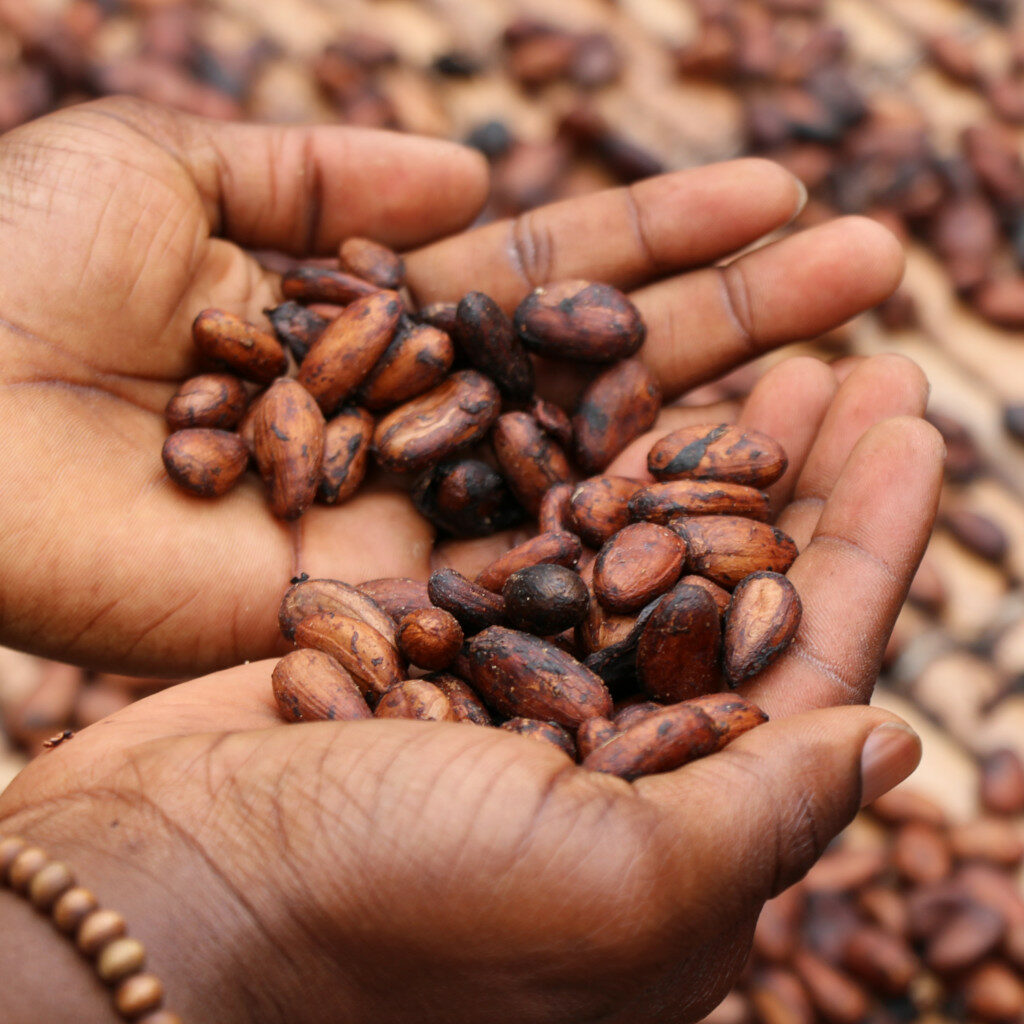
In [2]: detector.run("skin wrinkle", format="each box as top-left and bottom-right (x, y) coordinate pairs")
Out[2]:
(786, 636), (864, 702)
(809, 530), (903, 586)
(301, 129), (325, 256)
(509, 210), (554, 290)
(622, 185), (662, 278)
(716, 262), (757, 353)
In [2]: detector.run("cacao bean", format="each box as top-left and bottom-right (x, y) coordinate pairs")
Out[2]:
(279, 576), (397, 646)
(500, 717), (576, 757)
(272, 649), (372, 722)
(165, 374), (248, 431)
(723, 571), (802, 683)
(396, 608), (464, 670)
(297, 290), (402, 414)
(427, 568), (506, 634)
(593, 522), (686, 613)
(513, 279), (645, 362)
(192, 308), (288, 384)
(670, 516), (798, 589)
(294, 611), (405, 701)
(318, 406), (374, 505)
(357, 320), (454, 411)
(428, 673), (493, 725)
(265, 301), (329, 363)
(530, 396), (573, 449)
(467, 626), (612, 726)
(374, 679), (456, 721)
(576, 715), (617, 758)
(161, 429), (249, 498)
(454, 291), (534, 401)
(339, 236), (405, 289)
(979, 749), (1024, 815)
(475, 531), (582, 592)
(647, 423), (788, 488)
(412, 459), (523, 538)
(637, 583), (722, 702)
(374, 370), (502, 474)
(572, 359), (661, 473)
(491, 411), (572, 515)
(538, 482), (575, 534)
(629, 480), (771, 524)
(570, 476), (643, 547)
(252, 378), (325, 519)
(502, 563), (590, 635)
(281, 266), (380, 305)
(357, 578), (433, 623)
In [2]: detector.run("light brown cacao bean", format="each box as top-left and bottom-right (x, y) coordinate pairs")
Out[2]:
(272, 649), (372, 722)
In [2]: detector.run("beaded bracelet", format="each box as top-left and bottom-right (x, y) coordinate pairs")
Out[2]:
(0, 834), (182, 1024)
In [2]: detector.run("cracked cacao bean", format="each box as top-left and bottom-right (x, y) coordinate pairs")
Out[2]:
(530, 396), (573, 449)
(374, 370), (501, 474)
(253, 378), (325, 520)
(192, 308), (288, 384)
(297, 290), (402, 414)
(573, 359), (661, 473)
(723, 571), (802, 684)
(647, 423), (788, 488)
(161, 428), (249, 497)
(165, 374), (248, 431)
(514, 279), (645, 361)
(467, 626), (612, 726)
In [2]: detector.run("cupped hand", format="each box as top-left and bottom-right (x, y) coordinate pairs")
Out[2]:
(0, 96), (906, 678)
(0, 350), (943, 1023)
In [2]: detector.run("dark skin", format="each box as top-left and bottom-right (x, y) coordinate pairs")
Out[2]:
(0, 98), (943, 1023)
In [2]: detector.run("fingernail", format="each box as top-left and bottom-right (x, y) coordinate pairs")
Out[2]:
(794, 176), (808, 214)
(860, 723), (921, 807)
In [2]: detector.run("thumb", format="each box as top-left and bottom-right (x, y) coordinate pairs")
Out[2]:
(636, 706), (920, 908)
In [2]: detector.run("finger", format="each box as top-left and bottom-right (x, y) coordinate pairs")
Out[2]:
(776, 354), (929, 549)
(405, 159), (805, 306)
(634, 216), (905, 399)
(638, 706), (920, 905)
(741, 417), (945, 716)
(736, 357), (838, 513)
(85, 96), (490, 253)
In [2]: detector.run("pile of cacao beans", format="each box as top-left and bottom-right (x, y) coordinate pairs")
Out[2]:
(269, 411), (803, 781)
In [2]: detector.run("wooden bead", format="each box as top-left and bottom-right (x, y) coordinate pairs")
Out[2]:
(115, 973), (164, 1018)
(8, 846), (48, 893)
(53, 886), (98, 933)
(137, 1014), (184, 1024)
(28, 860), (74, 911)
(97, 936), (146, 984)
(0, 836), (27, 878)
(77, 908), (126, 956)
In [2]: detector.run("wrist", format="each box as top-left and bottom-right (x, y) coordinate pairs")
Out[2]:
(0, 793), (247, 1024)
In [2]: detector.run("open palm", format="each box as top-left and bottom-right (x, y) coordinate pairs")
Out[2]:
(0, 96), (917, 680)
